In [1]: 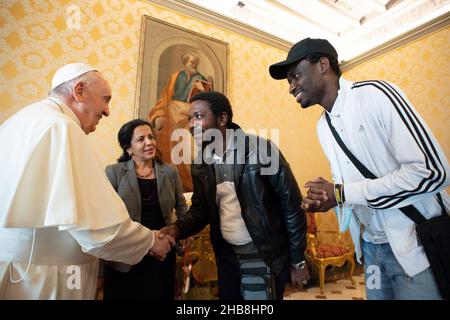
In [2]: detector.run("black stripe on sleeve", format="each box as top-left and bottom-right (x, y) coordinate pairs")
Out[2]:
(350, 80), (446, 209)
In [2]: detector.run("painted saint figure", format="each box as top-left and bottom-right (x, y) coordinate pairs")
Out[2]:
(149, 52), (211, 192)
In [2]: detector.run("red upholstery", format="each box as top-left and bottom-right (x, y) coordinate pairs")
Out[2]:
(313, 245), (350, 258)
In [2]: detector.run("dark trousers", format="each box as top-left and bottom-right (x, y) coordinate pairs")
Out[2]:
(216, 243), (289, 300)
(103, 251), (176, 300)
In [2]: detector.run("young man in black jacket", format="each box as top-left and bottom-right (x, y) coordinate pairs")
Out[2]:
(161, 91), (309, 299)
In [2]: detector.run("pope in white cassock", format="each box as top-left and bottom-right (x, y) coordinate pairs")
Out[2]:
(0, 63), (174, 299)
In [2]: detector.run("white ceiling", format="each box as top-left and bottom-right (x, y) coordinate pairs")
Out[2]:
(182, 0), (450, 62)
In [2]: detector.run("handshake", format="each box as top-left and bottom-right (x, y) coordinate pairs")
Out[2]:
(148, 225), (180, 261)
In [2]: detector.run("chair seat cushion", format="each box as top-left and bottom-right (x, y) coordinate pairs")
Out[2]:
(312, 245), (350, 258)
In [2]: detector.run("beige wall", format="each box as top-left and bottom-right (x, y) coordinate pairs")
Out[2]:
(1, 1), (448, 234)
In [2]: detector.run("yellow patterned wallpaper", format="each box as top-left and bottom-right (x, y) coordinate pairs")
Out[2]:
(0, 1), (448, 234)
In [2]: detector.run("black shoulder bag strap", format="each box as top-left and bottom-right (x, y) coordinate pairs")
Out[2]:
(324, 112), (445, 224)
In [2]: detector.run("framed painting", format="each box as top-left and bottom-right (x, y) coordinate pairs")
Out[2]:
(134, 16), (228, 191)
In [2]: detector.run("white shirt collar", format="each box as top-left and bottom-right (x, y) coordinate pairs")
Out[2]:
(327, 77), (352, 117)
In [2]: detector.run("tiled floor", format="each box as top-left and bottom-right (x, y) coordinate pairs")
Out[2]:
(284, 274), (366, 300)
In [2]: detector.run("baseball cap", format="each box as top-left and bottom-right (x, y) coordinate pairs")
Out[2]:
(269, 38), (338, 80)
(51, 63), (97, 90)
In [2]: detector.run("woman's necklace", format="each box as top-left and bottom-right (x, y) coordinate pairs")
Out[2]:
(136, 166), (153, 178)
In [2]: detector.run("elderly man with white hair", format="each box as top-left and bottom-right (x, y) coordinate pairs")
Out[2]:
(0, 63), (175, 299)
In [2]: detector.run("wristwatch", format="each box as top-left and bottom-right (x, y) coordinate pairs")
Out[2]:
(291, 260), (307, 270)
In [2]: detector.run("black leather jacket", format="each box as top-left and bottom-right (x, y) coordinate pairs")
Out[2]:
(175, 125), (306, 276)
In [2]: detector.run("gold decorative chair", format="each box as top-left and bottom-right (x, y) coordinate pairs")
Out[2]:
(191, 226), (218, 282)
(177, 194), (219, 300)
(182, 226), (218, 299)
(182, 194), (218, 288)
(305, 212), (356, 293)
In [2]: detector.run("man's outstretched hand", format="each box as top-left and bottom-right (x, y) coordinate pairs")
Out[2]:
(159, 225), (180, 241)
(148, 230), (176, 261)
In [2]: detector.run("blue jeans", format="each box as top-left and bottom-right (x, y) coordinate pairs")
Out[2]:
(362, 240), (442, 300)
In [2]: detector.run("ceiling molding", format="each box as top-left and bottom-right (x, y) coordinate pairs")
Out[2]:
(148, 0), (448, 71)
(265, 0), (339, 36)
(341, 11), (450, 71)
(318, 0), (362, 24)
(148, 0), (292, 51)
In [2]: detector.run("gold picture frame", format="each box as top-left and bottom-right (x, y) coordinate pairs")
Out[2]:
(134, 15), (228, 120)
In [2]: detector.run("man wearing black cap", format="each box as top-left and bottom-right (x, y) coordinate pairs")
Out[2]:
(269, 38), (449, 300)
